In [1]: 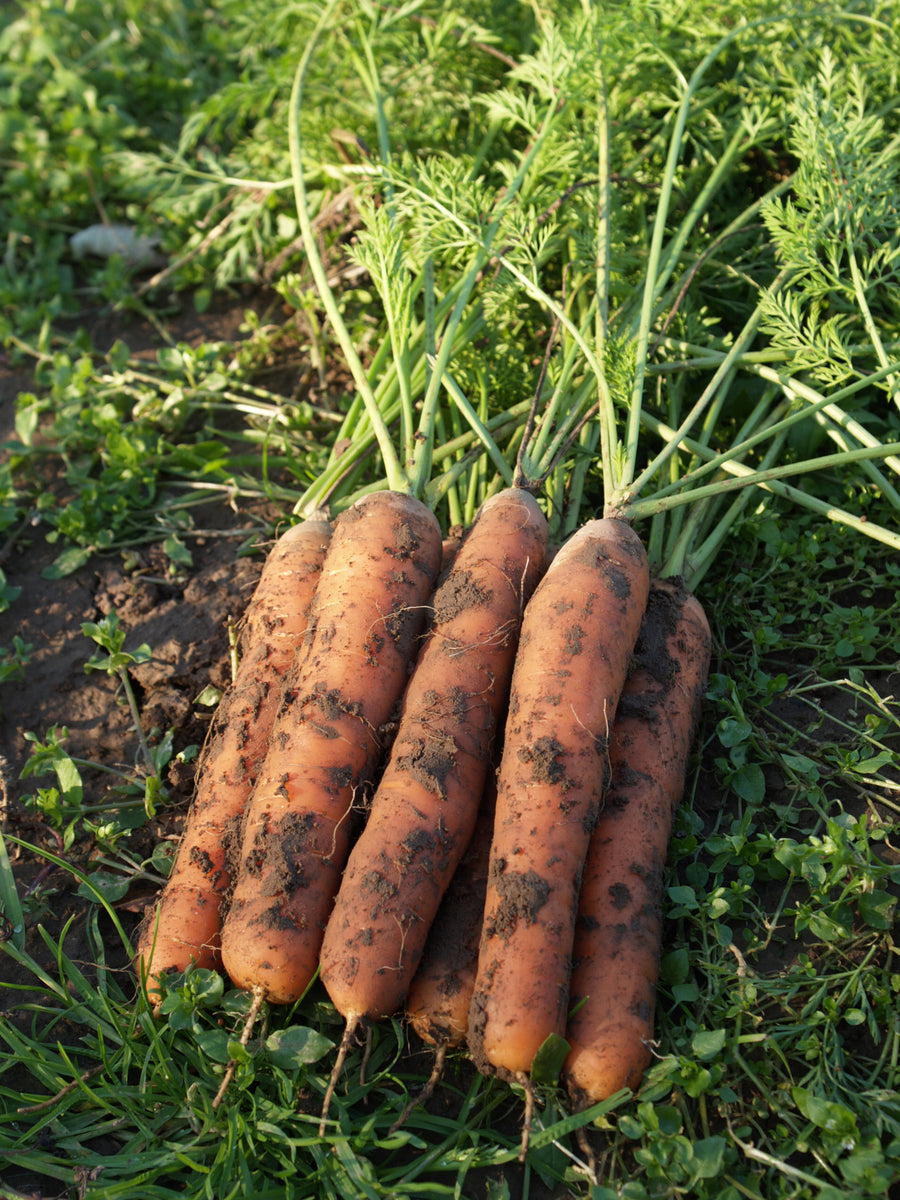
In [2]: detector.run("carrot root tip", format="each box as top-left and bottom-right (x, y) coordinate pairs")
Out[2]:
(516, 1071), (536, 1163)
(580, 1126), (600, 1182)
(211, 984), (266, 1110)
(318, 1014), (362, 1138)
(387, 1042), (448, 1135)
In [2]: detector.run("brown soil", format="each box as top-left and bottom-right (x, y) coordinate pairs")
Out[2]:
(0, 297), (287, 1002)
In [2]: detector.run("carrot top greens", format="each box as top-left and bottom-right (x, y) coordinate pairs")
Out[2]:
(284, 4), (900, 586)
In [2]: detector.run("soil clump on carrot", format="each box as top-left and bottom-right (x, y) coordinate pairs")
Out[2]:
(484, 867), (551, 941)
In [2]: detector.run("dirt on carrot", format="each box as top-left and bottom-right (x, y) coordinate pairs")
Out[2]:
(483, 866), (552, 942)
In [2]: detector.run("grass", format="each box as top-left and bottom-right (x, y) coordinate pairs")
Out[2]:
(1, 0), (899, 1197)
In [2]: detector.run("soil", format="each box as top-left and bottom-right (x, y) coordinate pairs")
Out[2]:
(0, 296), (283, 986)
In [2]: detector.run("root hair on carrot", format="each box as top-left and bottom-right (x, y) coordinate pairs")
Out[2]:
(326, 785), (366, 863)
(434, 619), (517, 658)
(359, 1025), (374, 1086)
(377, 911), (416, 973)
(575, 1126), (599, 1186)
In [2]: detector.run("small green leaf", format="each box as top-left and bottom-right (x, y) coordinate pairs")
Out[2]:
(848, 750), (895, 775)
(42, 546), (94, 579)
(77, 870), (130, 902)
(151, 842), (176, 876)
(107, 339), (131, 372)
(717, 718), (752, 748)
(692, 1029), (727, 1061)
(807, 910), (849, 941)
(195, 1029), (231, 1063)
(55, 755), (83, 806)
(792, 1086), (859, 1141)
(857, 889), (896, 930)
(530, 1032), (570, 1085)
(163, 534), (193, 569)
(0, 569), (21, 611)
(672, 982), (700, 1003)
(660, 948), (690, 985)
(189, 969), (225, 1007)
(226, 1039), (254, 1065)
(781, 752), (820, 780)
(195, 684), (223, 707)
(165, 1004), (199, 1033)
(689, 1135), (727, 1179)
(265, 1026), (335, 1069)
(731, 763), (765, 804)
(617, 1114), (643, 1140)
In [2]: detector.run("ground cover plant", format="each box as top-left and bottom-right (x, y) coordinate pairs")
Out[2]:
(1, 1), (899, 1197)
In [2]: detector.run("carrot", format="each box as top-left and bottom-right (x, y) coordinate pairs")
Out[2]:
(318, 489), (548, 1025)
(219, 490), (443, 1004)
(387, 776), (496, 1133)
(562, 577), (711, 1107)
(467, 517), (650, 1080)
(136, 516), (332, 992)
(405, 770), (495, 1053)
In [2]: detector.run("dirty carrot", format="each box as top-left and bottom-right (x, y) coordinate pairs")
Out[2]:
(219, 489), (443, 1005)
(136, 516), (331, 994)
(468, 517), (650, 1080)
(316, 488), (547, 1126)
(563, 577), (711, 1107)
(388, 770), (497, 1133)
(405, 769), (496, 1052)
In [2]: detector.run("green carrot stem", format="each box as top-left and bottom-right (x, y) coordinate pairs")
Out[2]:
(612, 271), (791, 515)
(629, 415), (900, 551)
(629, 435), (900, 519)
(435, 365), (515, 488)
(623, 19), (788, 487)
(666, 424), (790, 583)
(743, 360), (900, 478)
(288, 0), (408, 492)
(809, 415), (900, 512)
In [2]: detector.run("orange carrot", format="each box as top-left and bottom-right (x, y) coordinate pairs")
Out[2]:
(219, 490), (443, 1004)
(136, 516), (332, 992)
(386, 774), (496, 1133)
(405, 771), (495, 1053)
(468, 518), (650, 1080)
(318, 489), (548, 1027)
(563, 578), (711, 1106)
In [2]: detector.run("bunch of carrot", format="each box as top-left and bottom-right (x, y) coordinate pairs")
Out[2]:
(136, 485), (711, 1134)
(135, 2), (719, 1133)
